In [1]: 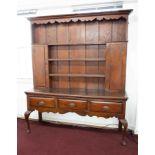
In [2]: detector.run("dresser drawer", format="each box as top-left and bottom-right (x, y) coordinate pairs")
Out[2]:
(89, 101), (122, 113)
(29, 97), (56, 108)
(58, 99), (87, 110)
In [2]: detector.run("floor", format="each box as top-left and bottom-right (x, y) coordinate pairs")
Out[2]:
(17, 118), (138, 155)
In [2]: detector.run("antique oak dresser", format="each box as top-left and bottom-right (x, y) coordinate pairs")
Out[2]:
(24, 9), (132, 146)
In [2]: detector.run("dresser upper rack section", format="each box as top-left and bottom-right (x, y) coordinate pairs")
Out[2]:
(28, 9), (133, 25)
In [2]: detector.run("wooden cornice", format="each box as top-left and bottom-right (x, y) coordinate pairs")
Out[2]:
(28, 9), (133, 24)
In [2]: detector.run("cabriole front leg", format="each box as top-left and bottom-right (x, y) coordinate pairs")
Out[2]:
(24, 110), (33, 134)
(119, 119), (128, 146)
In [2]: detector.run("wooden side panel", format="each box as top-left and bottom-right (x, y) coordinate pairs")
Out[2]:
(46, 24), (57, 44)
(112, 19), (127, 41)
(33, 25), (46, 44)
(32, 45), (46, 88)
(105, 43), (127, 91)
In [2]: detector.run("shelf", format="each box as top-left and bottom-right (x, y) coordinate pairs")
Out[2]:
(48, 58), (106, 61)
(49, 74), (105, 78)
(48, 43), (106, 46)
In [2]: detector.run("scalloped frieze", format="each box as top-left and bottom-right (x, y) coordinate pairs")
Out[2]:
(31, 107), (122, 119)
(31, 15), (127, 25)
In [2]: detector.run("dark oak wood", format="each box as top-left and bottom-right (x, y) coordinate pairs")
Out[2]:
(89, 101), (123, 113)
(119, 119), (128, 146)
(58, 99), (88, 111)
(26, 89), (126, 119)
(26, 88), (128, 99)
(24, 110), (33, 133)
(49, 74), (105, 78)
(32, 45), (46, 88)
(48, 58), (106, 61)
(29, 97), (56, 108)
(29, 9), (132, 24)
(24, 10), (132, 146)
(44, 43), (108, 46)
(38, 112), (42, 122)
(105, 43), (127, 91)
(118, 120), (122, 131)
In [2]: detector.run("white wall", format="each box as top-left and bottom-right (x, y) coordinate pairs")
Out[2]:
(125, 2), (138, 133)
(17, 1), (138, 133)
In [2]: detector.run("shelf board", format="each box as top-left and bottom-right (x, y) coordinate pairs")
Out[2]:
(48, 43), (106, 46)
(49, 74), (105, 78)
(48, 58), (106, 61)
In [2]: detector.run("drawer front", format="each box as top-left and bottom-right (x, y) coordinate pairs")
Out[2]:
(90, 101), (122, 113)
(29, 97), (56, 108)
(58, 99), (87, 110)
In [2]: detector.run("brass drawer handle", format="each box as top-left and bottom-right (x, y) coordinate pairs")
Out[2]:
(102, 105), (109, 111)
(69, 102), (76, 108)
(37, 101), (45, 106)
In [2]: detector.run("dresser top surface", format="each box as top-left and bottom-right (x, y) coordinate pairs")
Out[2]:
(25, 88), (127, 100)
(29, 9), (132, 19)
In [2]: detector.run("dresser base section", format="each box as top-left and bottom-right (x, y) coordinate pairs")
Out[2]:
(25, 92), (128, 146)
